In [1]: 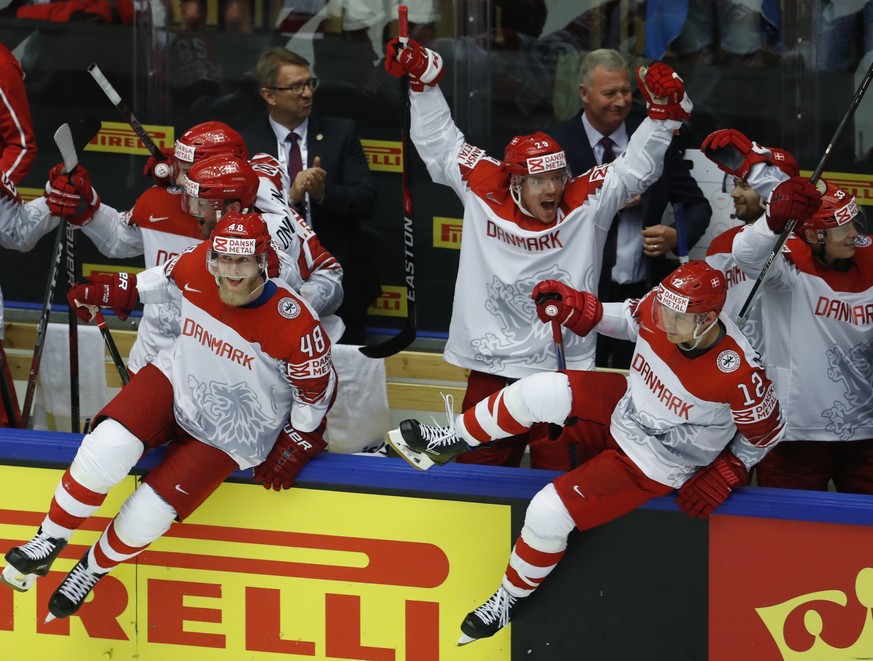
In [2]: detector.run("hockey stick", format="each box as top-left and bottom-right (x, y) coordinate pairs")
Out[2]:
(21, 124), (78, 429)
(87, 64), (172, 178)
(92, 309), (130, 386)
(359, 4), (417, 358)
(57, 124), (81, 432)
(672, 202), (689, 264)
(0, 347), (18, 428)
(731, 58), (873, 327)
(20, 119), (101, 429)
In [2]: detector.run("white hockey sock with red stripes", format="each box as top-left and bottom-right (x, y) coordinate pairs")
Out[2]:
(43, 466), (107, 540)
(502, 483), (576, 599)
(456, 372), (572, 445)
(90, 483), (176, 573)
(42, 418), (145, 540)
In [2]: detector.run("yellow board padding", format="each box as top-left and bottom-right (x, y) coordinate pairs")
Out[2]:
(0, 463), (512, 659)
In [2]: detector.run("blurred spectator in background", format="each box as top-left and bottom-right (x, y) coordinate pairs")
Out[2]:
(547, 49), (711, 369)
(222, 0), (253, 32)
(168, 0), (224, 113)
(15, 0), (132, 23)
(645, 0), (780, 67)
(816, 0), (873, 71)
(243, 47), (379, 344)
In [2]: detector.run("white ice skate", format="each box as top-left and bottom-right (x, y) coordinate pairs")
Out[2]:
(385, 427), (438, 470)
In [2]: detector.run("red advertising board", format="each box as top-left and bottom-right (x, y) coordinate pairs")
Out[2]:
(710, 515), (873, 659)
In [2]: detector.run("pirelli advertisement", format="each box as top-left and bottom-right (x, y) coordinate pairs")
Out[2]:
(0, 464), (513, 660)
(0, 434), (870, 660)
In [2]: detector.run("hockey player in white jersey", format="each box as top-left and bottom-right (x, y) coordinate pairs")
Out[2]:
(385, 36), (694, 468)
(705, 128), (873, 493)
(703, 136), (799, 353)
(386, 260), (786, 645)
(0, 121), (343, 372)
(0, 212), (336, 620)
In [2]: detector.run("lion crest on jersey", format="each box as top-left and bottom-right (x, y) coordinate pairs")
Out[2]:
(822, 338), (873, 440)
(184, 376), (275, 455)
(472, 265), (582, 371)
(716, 350), (740, 373)
(278, 297), (301, 320)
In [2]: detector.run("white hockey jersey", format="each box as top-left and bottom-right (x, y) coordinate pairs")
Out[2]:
(410, 85), (682, 379)
(597, 290), (785, 487)
(7, 155), (345, 371)
(137, 241), (336, 468)
(733, 203), (873, 442)
(705, 224), (765, 353)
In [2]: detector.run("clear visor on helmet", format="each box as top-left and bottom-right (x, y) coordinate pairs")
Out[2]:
(652, 301), (701, 335)
(822, 211), (867, 242)
(207, 251), (267, 279)
(521, 171), (568, 190)
(182, 177), (221, 218)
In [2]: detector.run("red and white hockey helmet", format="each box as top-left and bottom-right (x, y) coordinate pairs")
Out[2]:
(174, 121), (249, 164)
(208, 211), (271, 278)
(183, 154), (259, 217)
(656, 260), (727, 316)
(801, 180), (862, 233)
(503, 132), (567, 177)
(769, 147), (799, 177)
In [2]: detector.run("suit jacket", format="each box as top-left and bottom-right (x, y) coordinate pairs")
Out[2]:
(242, 113), (380, 342)
(546, 111), (711, 288)
(242, 113), (377, 264)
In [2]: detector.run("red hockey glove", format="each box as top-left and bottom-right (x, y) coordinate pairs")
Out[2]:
(676, 450), (749, 519)
(637, 63), (692, 122)
(143, 148), (177, 185)
(532, 280), (603, 338)
(253, 423), (327, 490)
(45, 163), (101, 226)
(66, 273), (138, 323)
(385, 38), (444, 91)
(700, 129), (774, 181)
(0, 170), (20, 205)
(766, 176), (822, 234)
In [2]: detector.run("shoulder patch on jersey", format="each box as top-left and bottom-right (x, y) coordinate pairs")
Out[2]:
(278, 296), (301, 320)
(716, 349), (741, 373)
(458, 143), (486, 170)
(856, 235), (873, 248)
(588, 164), (609, 182)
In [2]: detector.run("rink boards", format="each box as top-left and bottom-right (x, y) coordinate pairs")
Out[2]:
(0, 428), (871, 660)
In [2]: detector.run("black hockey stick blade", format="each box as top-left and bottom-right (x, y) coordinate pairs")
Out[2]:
(358, 318), (416, 359)
(72, 113), (102, 154)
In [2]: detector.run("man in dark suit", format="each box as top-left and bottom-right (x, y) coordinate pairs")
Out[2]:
(242, 47), (379, 344)
(547, 48), (711, 369)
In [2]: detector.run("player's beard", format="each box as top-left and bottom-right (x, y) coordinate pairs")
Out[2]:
(217, 274), (264, 306)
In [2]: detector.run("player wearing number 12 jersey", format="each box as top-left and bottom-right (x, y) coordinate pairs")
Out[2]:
(386, 260), (788, 645)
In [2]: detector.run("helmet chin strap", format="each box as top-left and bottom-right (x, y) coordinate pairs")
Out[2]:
(510, 176), (536, 218)
(678, 313), (718, 352)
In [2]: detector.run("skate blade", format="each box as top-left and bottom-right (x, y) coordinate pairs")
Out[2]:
(385, 429), (436, 471)
(457, 632), (477, 646)
(0, 564), (36, 592)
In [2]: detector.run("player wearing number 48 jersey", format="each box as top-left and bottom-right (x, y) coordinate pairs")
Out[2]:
(386, 260), (787, 645)
(0, 212), (336, 621)
(0, 120), (343, 373)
